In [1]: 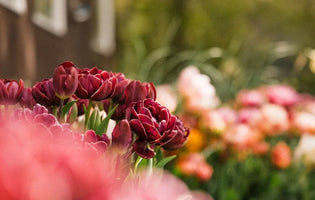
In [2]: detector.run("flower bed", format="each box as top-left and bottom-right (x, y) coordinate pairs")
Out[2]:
(156, 66), (315, 200)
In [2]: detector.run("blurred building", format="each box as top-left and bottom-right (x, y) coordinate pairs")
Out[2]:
(0, 0), (115, 85)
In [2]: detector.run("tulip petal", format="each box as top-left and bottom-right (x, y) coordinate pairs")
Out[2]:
(143, 123), (160, 141)
(91, 81), (112, 101)
(76, 79), (89, 99)
(130, 119), (147, 140)
(138, 114), (153, 125)
(112, 119), (132, 150)
(0, 80), (8, 101)
(133, 139), (155, 159)
(125, 81), (147, 104)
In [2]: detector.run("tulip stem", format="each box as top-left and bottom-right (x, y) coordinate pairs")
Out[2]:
(84, 100), (93, 128)
(134, 156), (143, 175)
(58, 99), (64, 121)
(148, 158), (153, 176)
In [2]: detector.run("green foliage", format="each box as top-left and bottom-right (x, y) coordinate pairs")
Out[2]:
(115, 0), (315, 101)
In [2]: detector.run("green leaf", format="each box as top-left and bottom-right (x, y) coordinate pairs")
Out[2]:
(84, 100), (93, 128)
(154, 147), (163, 166)
(61, 100), (77, 118)
(156, 155), (176, 168)
(95, 104), (118, 136)
(94, 110), (101, 129)
(88, 110), (97, 130)
(67, 103), (78, 123)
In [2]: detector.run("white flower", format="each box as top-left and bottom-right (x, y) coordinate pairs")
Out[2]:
(294, 134), (315, 167)
(178, 66), (220, 113)
(156, 84), (178, 113)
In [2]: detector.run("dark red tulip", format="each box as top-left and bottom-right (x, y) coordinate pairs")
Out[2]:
(111, 73), (130, 103)
(53, 61), (78, 99)
(20, 88), (36, 108)
(75, 67), (116, 101)
(103, 80), (156, 121)
(124, 80), (156, 105)
(32, 78), (66, 108)
(0, 79), (24, 105)
(112, 119), (132, 154)
(161, 118), (190, 151)
(126, 98), (189, 158)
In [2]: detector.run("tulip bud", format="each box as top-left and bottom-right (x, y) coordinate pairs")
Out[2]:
(112, 119), (132, 154)
(53, 61), (78, 99)
(76, 67), (116, 101)
(111, 73), (130, 103)
(20, 88), (36, 108)
(124, 81), (156, 105)
(0, 79), (24, 105)
(32, 78), (66, 108)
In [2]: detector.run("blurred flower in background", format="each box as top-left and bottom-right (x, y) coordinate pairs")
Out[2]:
(178, 66), (220, 113)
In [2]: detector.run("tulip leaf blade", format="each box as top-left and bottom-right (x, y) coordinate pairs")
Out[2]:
(67, 103), (78, 123)
(61, 100), (77, 118)
(84, 100), (93, 128)
(95, 110), (101, 129)
(88, 110), (97, 130)
(155, 147), (164, 165)
(95, 104), (118, 136)
(156, 155), (176, 168)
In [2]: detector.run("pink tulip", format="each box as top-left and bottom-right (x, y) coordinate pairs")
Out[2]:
(265, 85), (299, 107)
(236, 89), (265, 107)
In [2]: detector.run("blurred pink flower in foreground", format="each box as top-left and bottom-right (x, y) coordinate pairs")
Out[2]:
(0, 111), (121, 199)
(178, 66), (220, 113)
(236, 89), (265, 107)
(0, 107), (205, 200)
(265, 85), (299, 107)
(156, 84), (178, 113)
(118, 169), (213, 200)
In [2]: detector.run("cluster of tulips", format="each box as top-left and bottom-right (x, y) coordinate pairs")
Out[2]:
(0, 61), (189, 159)
(154, 66), (315, 182)
(0, 62), (215, 200)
